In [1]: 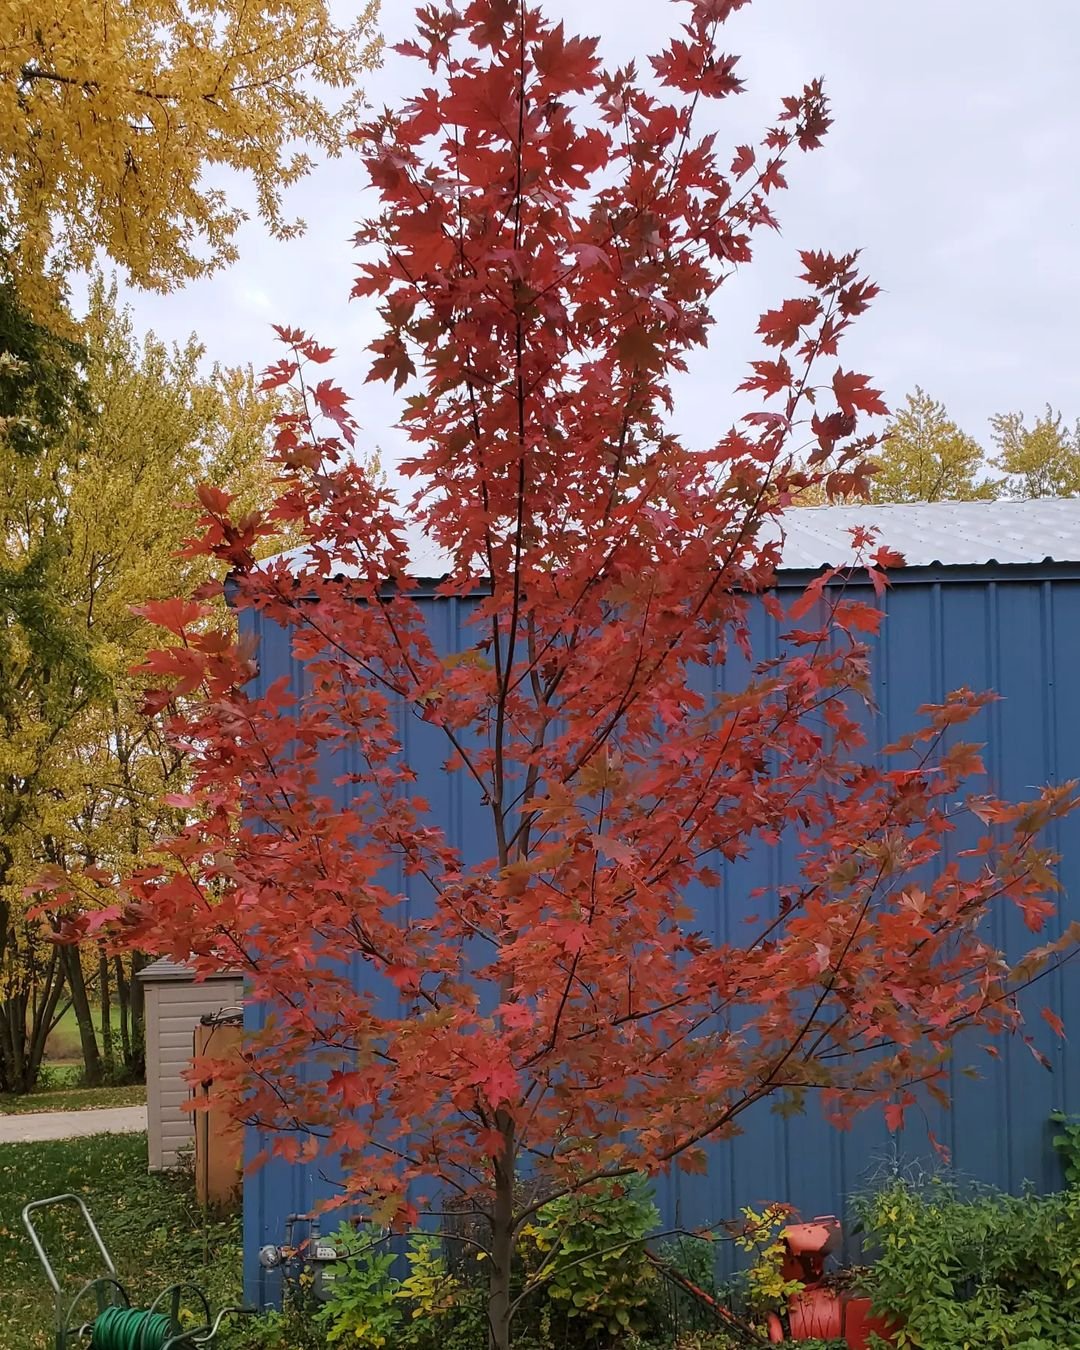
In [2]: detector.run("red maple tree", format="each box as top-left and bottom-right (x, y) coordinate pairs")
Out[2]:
(55, 3), (1076, 1346)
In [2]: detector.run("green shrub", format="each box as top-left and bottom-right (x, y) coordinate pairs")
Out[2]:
(856, 1177), (1080, 1349)
(312, 1180), (745, 1349)
(734, 1204), (804, 1317)
(664, 1335), (760, 1350)
(219, 1303), (326, 1350)
(655, 1235), (723, 1300)
(315, 1225), (402, 1347)
(1050, 1110), (1080, 1188)
(397, 1235), (488, 1350)
(522, 1176), (660, 1343)
(313, 1226), (491, 1350)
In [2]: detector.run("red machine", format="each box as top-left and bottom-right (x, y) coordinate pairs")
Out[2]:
(764, 1217), (896, 1348)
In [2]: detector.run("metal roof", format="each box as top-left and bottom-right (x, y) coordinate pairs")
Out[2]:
(276, 518), (453, 582)
(772, 498), (1080, 570)
(137, 957), (243, 983)
(274, 499), (1080, 581)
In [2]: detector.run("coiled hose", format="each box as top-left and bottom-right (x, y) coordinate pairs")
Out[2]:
(89, 1305), (185, 1349)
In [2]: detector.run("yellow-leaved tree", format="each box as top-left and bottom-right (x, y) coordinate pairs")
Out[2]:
(794, 390), (1080, 506)
(868, 387), (997, 503)
(0, 278), (282, 1090)
(0, 0), (380, 290)
(990, 407), (1080, 500)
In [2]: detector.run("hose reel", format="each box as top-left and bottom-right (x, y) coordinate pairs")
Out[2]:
(23, 1194), (251, 1350)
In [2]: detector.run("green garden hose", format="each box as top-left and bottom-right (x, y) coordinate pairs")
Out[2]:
(89, 1305), (184, 1350)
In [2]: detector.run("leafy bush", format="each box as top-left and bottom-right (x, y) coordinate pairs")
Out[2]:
(397, 1236), (488, 1350)
(316, 1226), (402, 1347)
(219, 1303), (326, 1350)
(311, 1180), (757, 1349)
(314, 1227), (490, 1350)
(655, 1235), (723, 1300)
(856, 1177), (1080, 1349)
(735, 1204), (803, 1316)
(1050, 1110), (1080, 1187)
(664, 1336), (757, 1350)
(656, 1334), (844, 1350)
(522, 1176), (660, 1342)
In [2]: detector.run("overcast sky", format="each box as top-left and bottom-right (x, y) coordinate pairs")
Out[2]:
(106, 0), (1080, 469)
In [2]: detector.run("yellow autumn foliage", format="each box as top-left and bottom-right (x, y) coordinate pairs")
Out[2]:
(0, 276), (285, 1087)
(7, 277), (282, 879)
(0, 0), (381, 291)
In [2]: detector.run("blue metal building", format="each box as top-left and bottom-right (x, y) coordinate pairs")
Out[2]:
(243, 499), (1080, 1306)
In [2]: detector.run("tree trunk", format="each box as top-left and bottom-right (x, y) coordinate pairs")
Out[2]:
(0, 893), (67, 1092)
(1, 900), (29, 1092)
(0, 898), (12, 1092)
(62, 946), (103, 1087)
(2, 987), (27, 1092)
(98, 944), (113, 1072)
(114, 956), (131, 1069)
(488, 1116), (516, 1350)
(0, 1018), (12, 1092)
(129, 951), (146, 1078)
(0, 999), (12, 1092)
(8, 991), (27, 1090)
(25, 946), (66, 1090)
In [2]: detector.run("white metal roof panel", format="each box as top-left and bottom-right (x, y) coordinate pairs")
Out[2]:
(277, 518), (455, 581)
(772, 499), (1080, 570)
(273, 499), (1080, 580)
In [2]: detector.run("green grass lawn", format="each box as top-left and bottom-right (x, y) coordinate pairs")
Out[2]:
(0, 1133), (243, 1350)
(45, 1003), (125, 1062)
(0, 1083), (146, 1115)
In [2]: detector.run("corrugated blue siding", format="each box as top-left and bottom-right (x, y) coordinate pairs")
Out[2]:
(243, 566), (1080, 1306)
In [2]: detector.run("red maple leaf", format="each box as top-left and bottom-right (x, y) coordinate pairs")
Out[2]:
(871, 545), (907, 569)
(1041, 1007), (1066, 1040)
(738, 356), (793, 398)
(832, 368), (888, 418)
(132, 598), (205, 632)
(467, 1059), (519, 1109)
(534, 23), (600, 93)
(798, 249), (859, 290)
(757, 297), (821, 349)
(650, 41), (703, 94)
(731, 144), (755, 176)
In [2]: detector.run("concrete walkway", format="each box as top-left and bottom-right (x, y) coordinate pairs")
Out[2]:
(0, 1104), (146, 1144)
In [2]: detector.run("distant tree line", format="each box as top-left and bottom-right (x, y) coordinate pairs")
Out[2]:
(864, 388), (1078, 503)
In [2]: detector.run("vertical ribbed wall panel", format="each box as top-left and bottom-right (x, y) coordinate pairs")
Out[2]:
(244, 570), (1080, 1304)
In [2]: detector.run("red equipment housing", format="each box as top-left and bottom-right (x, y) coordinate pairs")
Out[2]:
(764, 1216), (896, 1348)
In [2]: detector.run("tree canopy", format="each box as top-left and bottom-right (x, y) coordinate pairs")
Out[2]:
(825, 389), (1080, 505)
(990, 406), (1080, 500)
(58, 4), (1078, 1347)
(868, 387), (996, 503)
(0, 0), (381, 1088)
(0, 0), (380, 292)
(0, 279), (280, 1089)
(0, 279), (87, 451)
